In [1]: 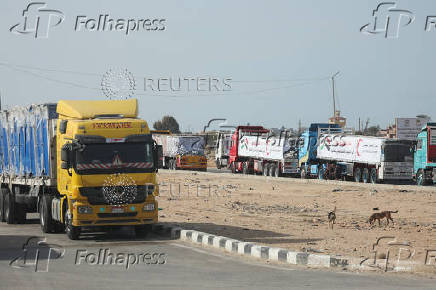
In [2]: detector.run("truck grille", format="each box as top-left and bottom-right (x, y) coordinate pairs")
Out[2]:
(79, 186), (147, 205)
(97, 212), (137, 218)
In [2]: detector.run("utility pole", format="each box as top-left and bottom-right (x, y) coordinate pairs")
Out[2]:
(331, 71), (340, 119)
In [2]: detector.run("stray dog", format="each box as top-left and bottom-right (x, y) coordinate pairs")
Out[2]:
(368, 211), (398, 226)
(328, 206), (336, 229)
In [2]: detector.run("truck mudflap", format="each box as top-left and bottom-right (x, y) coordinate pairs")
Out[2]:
(282, 159), (299, 174)
(379, 162), (413, 180)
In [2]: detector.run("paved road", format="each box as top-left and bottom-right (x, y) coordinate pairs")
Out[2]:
(0, 217), (434, 290)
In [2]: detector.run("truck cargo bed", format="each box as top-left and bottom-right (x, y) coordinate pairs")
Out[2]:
(0, 104), (57, 185)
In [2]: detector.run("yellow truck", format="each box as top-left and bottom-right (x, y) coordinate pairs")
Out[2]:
(0, 99), (159, 240)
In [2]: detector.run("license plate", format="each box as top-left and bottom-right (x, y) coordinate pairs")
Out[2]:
(112, 207), (124, 213)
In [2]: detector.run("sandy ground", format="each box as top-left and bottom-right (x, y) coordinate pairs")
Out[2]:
(156, 168), (436, 274)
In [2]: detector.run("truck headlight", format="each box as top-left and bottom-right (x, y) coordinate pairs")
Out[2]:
(77, 205), (93, 214)
(145, 185), (155, 195)
(143, 203), (155, 211)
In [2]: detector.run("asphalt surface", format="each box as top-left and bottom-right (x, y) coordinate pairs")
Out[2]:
(0, 215), (434, 290)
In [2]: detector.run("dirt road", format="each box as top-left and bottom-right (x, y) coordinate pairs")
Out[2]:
(156, 169), (436, 273)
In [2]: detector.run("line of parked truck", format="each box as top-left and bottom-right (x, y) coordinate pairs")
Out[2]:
(215, 122), (436, 185)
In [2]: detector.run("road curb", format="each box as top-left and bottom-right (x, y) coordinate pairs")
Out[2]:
(151, 224), (349, 269)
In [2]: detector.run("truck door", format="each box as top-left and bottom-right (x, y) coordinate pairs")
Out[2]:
(414, 136), (425, 173)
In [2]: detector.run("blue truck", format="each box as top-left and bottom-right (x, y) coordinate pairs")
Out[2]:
(298, 123), (414, 183)
(413, 122), (436, 185)
(297, 123), (343, 179)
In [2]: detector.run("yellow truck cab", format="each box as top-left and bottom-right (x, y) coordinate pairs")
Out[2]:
(52, 99), (159, 239)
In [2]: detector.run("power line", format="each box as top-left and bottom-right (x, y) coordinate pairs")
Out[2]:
(0, 62), (329, 99)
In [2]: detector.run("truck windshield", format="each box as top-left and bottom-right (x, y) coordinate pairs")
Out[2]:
(75, 142), (154, 174)
(383, 144), (413, 162)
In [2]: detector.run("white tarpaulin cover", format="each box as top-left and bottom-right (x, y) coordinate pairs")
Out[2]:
(238, 135), (291, 161)
(316, 134), (383, 164)
(153, 135), (205, 157)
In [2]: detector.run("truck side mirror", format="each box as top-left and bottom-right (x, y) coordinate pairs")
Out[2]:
(59, 120), (68, 134)
(61, 144), (72, 169)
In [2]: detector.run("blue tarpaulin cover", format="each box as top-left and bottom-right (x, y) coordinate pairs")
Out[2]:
(0, 104), (57, 178)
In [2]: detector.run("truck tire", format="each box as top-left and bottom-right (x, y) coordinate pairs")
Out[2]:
(135, 224), (152, 238)
(318, 167), (324, 180)
(40, 195), (55, 233)
(5, 191), (15, 224)
(216, 159), (221, 169)
(354, 168), (362, 183)
(269, 165), (275, 177)
(300, 168), (307, 179)
(231, 162), (236, 174)
(15, 204), (26, 224)
(362, 168), (369, 183)
(370, 168), (378, 184)
(274, 165), (280, 178)
(416, 170), (425, 186)
(65, 209), (80, 240)
(0, 188), (6, 222)
(243, 162), (249, 175)
(263, 164), (269, 176)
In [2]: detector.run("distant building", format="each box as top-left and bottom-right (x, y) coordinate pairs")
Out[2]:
(328, 110), (346, 128)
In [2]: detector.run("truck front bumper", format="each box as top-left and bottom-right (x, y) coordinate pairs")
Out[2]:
(71, 202), (158, 227)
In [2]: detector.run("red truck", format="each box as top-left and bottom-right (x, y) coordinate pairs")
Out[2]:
(228, 126), (299, 177)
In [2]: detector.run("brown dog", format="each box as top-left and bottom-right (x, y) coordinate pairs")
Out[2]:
(368, 210), (398, 226)
(328, 206), (336, 229)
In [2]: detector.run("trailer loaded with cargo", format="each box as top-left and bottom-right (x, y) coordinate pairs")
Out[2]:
(152, 134), (207, 171)
(0, 99), (159, 239)
(228, 126), (299, 177)
(298, 123), (414, 183)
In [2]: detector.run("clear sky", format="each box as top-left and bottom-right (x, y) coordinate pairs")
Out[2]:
(1, 0), (435, 132)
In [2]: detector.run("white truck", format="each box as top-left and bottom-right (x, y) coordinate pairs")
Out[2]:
(315, 134), (414, 183)
(152, 135), (207, 171)
(215, 132), (232, 169)
(228, 126), (299, 177)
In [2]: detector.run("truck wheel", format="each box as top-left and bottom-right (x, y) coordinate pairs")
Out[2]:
(243, 162), (249, 174)
(318, 167), (324, 180)
(40, 195), (55, 233)
(354, 168), (362, 183)
(65, 209), (80, 240)
(135, 224), (152, 238)
(5, 191), (15, 224)
(216, 159), (221, 169)
(231, 162), (236, 174)
(15, 204), (26, 224)
(416, 170), (425, 186)
(300, 168), (307, 179)
(0, 188), (6, 222)
(274, 165), (280, 178)
(269, 165), (275, 177)
(263, 164), (269, 176)
(370, 168), (378, 184)
(362, 168), (369, 183)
